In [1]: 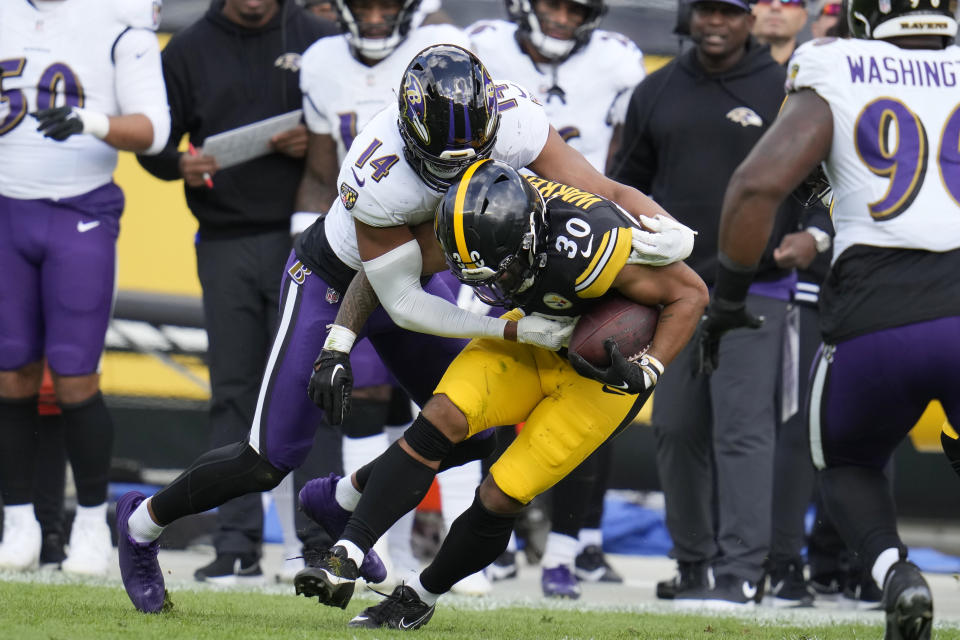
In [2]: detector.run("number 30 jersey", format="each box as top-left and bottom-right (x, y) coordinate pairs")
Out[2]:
(516, 176), (640, 318)
(0, 0), (164, 200)
(786, 38), (960, 260)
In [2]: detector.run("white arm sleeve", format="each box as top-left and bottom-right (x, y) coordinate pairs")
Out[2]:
(113, 28), (170, 155)
(363, 240), (508, 340)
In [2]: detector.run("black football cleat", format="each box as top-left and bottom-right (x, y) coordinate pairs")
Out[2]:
(348, 584), (436, 630)
(293, 545), (359, 610)
(882, 560), (933, 640)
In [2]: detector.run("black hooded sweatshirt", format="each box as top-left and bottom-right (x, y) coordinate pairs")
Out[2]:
(610, 38), (801, 287)
(137, 1), (336, 240)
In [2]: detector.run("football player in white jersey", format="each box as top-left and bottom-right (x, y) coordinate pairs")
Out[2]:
(296, 0), (483, 592)
(0, 0), (169, 577)
(469, 0), (643, 172)
(286, 43), (693, 610)
(703, 0), (958, 636)
(112, 43), (692, 615)
(468, 0), (645, 595)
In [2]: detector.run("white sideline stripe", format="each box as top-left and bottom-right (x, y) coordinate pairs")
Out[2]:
(809, 350), (829, 470)
(249, 283), (299, 453)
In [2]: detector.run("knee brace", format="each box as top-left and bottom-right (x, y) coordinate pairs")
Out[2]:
(403, 413), (454, 462)
(340, 397), (390, 439)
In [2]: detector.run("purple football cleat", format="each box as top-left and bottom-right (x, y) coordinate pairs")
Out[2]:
(116, 491), (167, 613)
(299, 473), (386, 584)
(542, 565), (582, 599)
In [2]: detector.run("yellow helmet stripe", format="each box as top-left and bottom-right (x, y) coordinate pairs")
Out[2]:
(452, 159), (490, 269)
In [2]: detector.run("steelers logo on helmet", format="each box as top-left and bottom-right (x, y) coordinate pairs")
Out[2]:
(435, 159), (549, 309)
(397, 44), (502, 191)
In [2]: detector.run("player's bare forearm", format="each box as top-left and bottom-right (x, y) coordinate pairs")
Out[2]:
(295, 133), (338, 213)
(613, 262), (708, 367)
(334, 269), (379, 335)
(104, 114), (155, 152)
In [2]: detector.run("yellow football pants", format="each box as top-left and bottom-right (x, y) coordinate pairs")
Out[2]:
(434, 326), (646, 504)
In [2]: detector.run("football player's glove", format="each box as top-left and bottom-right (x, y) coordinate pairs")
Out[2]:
(516, 313), (576, 351)
(308, 348), (353, 425)
(627, 215), (696, 267)
(695, 298), (764, 376)
(569, 340), (664, 395)
(32, 106), (109, 142)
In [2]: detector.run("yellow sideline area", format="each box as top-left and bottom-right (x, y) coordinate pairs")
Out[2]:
(102, 37), (949, 444)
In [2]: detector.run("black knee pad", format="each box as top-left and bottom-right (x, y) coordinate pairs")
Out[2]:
(340, 398), (390, 439)
(439, 430), (497, 471)
(386, 386), (413, 427)
(403, 413), (454, 461)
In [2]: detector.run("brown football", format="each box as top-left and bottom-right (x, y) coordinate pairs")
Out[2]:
(569, 294), (659, 367)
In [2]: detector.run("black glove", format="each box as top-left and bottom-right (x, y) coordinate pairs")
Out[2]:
(32, 106), (84, 141)
(695, 298), (764, 376)
(307, 349), (353, 425)
(568, 339), (664, 395)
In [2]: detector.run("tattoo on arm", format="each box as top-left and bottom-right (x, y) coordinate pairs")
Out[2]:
(334, 269), (380, 334)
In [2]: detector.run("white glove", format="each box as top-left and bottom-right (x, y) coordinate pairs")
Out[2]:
(516, 313), (577, 351)
(628, 215), (696, 267)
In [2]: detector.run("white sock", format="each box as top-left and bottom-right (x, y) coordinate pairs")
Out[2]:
(127, 499), (164, 544)
(342, 433), (388, 477)
(437, 460), (480, 534)
(4, 503), (35, 522)
(335, 539), (366, 569)
(872, 547), (902, 589)
(335, 476), (362, 511)
(74, 503), (108, 523)
(413, 574), (441, 606)
(541, 532), (579, 569)
(506, 531), (517, 553)
(578, 527), (602, 551)
(270, 473), (299, 558)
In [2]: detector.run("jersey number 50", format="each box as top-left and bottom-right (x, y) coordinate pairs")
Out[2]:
(0, 58), (84, 136)
(854, 97), (960, 219)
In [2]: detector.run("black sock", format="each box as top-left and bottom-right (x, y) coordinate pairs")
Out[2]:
(549, 454), (597, 538)
(0, 396), (39, 505)
(151, 442), (285, 526)
(819, 465), (903, 567)
(583, 441), (613, 530)
(342, 441), (437, 553)
(420, 494), (518, 595)
(61, 392), (114, 506)
(34, 414), (67, 537)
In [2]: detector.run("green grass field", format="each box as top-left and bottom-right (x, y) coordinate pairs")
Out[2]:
(3, 578), (957, 640)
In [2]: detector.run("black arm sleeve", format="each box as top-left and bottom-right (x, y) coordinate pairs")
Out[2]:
(801, 200), (834, 237)
(136, 43), (189, 181)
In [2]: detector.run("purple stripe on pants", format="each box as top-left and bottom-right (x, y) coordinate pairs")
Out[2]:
(251, 252), (468, 471)
(813, 315), (960, 468)
(0, 183), (123, 375)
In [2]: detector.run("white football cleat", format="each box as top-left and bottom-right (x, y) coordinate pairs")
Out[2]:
(62, 515), (112, 577)
(451, 570), (492, 596)
(0, 506), (42, 571)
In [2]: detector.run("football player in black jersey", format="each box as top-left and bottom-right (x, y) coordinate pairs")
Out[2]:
(297, 160), (707, 628)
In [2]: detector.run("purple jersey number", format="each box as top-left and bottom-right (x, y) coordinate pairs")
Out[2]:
(855, 97), (960, 219)
(354, 138), (399, 183)
(0, 58), (84, 136)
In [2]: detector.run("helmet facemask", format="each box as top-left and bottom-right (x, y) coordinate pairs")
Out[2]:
(335, 0), (422, 61)
(507, 0), (607, 61)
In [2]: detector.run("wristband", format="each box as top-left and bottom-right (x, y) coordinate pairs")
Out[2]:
(323, 324), (356, 353)
(77, 109), (110, 140)
(714, 253), (756, 305)
(805, 226), (832, 254)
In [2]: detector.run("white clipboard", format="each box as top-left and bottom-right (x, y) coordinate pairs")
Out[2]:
(200, 110), (303, 169)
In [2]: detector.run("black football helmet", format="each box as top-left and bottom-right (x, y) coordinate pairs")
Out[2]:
(507, 0), (607, 61)
(398, 45), (500, 191)
(435, 159), (548, 308)
(847, 0), (956, 39)
(333, 0), (423, 61)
